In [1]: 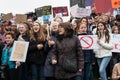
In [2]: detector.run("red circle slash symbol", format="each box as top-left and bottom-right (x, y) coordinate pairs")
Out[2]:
(80, 36), (93, 49)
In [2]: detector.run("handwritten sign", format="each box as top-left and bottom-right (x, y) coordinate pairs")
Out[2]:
(10, 41), (29, 62)
(2, 13), (13, 21)
(16, 14), (27, 23)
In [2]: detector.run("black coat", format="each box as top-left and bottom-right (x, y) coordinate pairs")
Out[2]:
(0, 41), (4, 65)
(27, 39), (46, 65)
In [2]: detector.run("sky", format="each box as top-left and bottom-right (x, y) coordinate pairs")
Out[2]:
(0, 0), (70, 21)
(0, 0), (70, 14)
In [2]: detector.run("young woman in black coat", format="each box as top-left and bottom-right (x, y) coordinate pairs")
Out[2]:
(27, 21), (46, 80)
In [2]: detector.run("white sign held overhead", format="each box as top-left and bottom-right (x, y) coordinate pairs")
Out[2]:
(70, 5), (91, 18)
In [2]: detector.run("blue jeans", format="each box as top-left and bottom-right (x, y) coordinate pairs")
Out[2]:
(97, 56), (111, 80)
(31, 64), (45, 80)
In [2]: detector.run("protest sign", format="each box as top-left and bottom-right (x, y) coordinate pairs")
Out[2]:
(35, 5), (52, 17)
(10, 41), (29, 62)
(16, 14), (27, 23)
(2, 13), (13, 21)
(78, 35), (98, 49)
(112, 34), (120, 52)
(53, 6), (68, 17)
(70, 5), (91, 18)
(78, 34), (120, 52)
(42, 15), (52, 24)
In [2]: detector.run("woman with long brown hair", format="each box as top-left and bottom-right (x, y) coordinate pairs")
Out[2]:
(94, 22), (113, 80)
(27, 21), (46, 80)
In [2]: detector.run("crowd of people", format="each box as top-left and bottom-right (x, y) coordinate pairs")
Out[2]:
(0, 12), (120, 80)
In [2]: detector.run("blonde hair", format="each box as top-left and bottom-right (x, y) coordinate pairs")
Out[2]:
(112, 26), (119, 34)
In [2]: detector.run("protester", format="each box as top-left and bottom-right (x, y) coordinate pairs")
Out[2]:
(79, 17), (93, 34)
(115, 14), (120, 30)
(112, 61), (120, 80)
(87, 16), (96, 32)
(16, 22), (30, 80)
(10, 22), (18, 35)
(27, 18), (34, 29)
(112, 25), (120, 34)
(54, 17), (63, 23)
(109, 25), (120, 79)
(27, 21), (46, 80)
(94, 22), (113, 80)
(71, 19), (80, 34)
(102, 15), (112, 33)
(0, 38), (4, 64)
(76, 23), (95, 80)
(44, 21), (59, 80)
(16, 22), (30, 41)
(1, 32), (17, 80)
(71, 19), (77, 30)
(0, 40), (4, 80)
(51, 22), (84, 80)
